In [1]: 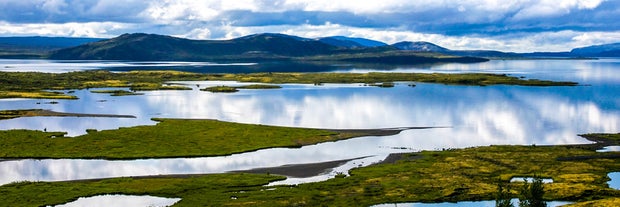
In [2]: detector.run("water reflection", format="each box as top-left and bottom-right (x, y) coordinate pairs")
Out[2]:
(608, 172), (620, 189)
(50, 195), (180, 207)
(4, 59), (620, 84)
(597, 146), (620, 152)
(0, 134), (414, 185)
(339, 59), (620, 84)
(0, 59), (255, 73)
(2, 83), (616, 143)
(510, 177), (553, 183)
(0, 59), (619, 185)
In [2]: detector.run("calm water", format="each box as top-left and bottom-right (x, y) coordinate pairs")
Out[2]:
(1, 59), (619, 188)
(608, 172), (620, 189)
(50, 195), (180, 207)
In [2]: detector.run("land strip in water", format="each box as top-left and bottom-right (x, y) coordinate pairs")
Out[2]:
(0, 118), (425, 159)
(0, 70), (578, 99)
(1, 134), (620, 206)
(0, 109), (135, 120)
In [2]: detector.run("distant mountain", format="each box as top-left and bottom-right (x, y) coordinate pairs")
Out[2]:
(48, 33), (488, 64)
(318, 36), (387, 48)
(392, 41), (522, 58)
(392, 41), (449, 52)
(570, 42), (620, 57)
(50, 33), (338, 61)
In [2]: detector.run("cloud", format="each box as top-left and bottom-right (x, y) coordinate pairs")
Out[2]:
(0, 21), (132, 37)
(0, 0), (618, 52)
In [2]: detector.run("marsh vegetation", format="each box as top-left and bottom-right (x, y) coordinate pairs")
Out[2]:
(1, 137), (620, 206)
(0, 70), (577, 99)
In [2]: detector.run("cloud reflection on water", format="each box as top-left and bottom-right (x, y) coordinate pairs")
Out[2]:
(0, 59), (619, 186)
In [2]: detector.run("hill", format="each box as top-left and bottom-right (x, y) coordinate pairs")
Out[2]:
(392, 41), (449, 52)
(49, 33), (338, 61)
(318, 36), (387, 48)
(570, 42), (620, 57)
(392, 41), (523, 58)
(49, 33), (488, 64)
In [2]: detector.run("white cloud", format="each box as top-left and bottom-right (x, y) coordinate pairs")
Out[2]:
(0, 0), (617, 52)
(175, 22), (620, 52)
(0, 21), (131, 37)
(511, 0), (605, 20)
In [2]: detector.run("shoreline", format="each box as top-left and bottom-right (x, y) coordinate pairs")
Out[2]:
(232, 156), (371, 178)
(0, 109), (135, 120)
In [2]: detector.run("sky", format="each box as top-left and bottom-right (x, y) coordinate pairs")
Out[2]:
(0, 0), (619, 52)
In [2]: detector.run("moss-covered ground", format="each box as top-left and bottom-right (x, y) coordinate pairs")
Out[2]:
(200, 85), (239, 93)
(201, 84), (282, 93)
(0, 118), (369, 159)
(2, 142), (620, 206)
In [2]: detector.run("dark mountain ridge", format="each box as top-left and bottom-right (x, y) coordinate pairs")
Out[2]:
(49, 33), (340, 61)
(48, 33), (488, 65)
(6, 33), (620, 61)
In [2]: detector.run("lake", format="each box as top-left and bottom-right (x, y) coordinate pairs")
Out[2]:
(1, 58), (619, 186)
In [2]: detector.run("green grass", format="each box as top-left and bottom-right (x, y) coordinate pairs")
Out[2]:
(200, 84), (282, 93)
(236, 84), (282, 89)
(0, 173), (285, 207)
(2, 144), (619, 207)
(0, 90), (77, 99)
(212, 72), (578, 86)
(0, 118), (367, 159)
(200, 86), (239, 93)
(0, 70), (577, 99)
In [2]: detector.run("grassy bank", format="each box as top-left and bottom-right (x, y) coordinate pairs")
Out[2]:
(0, 118), (374, 159)
(0, 109), (136, 120)
(2, 143), (619, 206)
(0, 70), (577, 99)
(90, 89), (144, 96)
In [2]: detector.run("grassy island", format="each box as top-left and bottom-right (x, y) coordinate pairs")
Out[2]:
(200, 86), (239, 93)
(0, 118), (392, 159)
(0, 70), (578, 99)
(0, 109), (135, 120)
(201, 84), (282, 93)
(90, 89), (144, 96)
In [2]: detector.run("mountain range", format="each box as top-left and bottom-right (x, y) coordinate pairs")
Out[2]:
(47, 33), (488, 64)
(1, 33), (618, 61)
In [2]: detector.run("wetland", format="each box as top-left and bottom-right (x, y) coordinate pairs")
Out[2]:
(0, 58), (619, 206)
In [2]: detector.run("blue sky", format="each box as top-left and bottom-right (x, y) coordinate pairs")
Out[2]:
(0, 0), (618, 52)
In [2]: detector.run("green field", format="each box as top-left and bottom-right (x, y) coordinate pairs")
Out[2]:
(0, 118), (372, 159)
